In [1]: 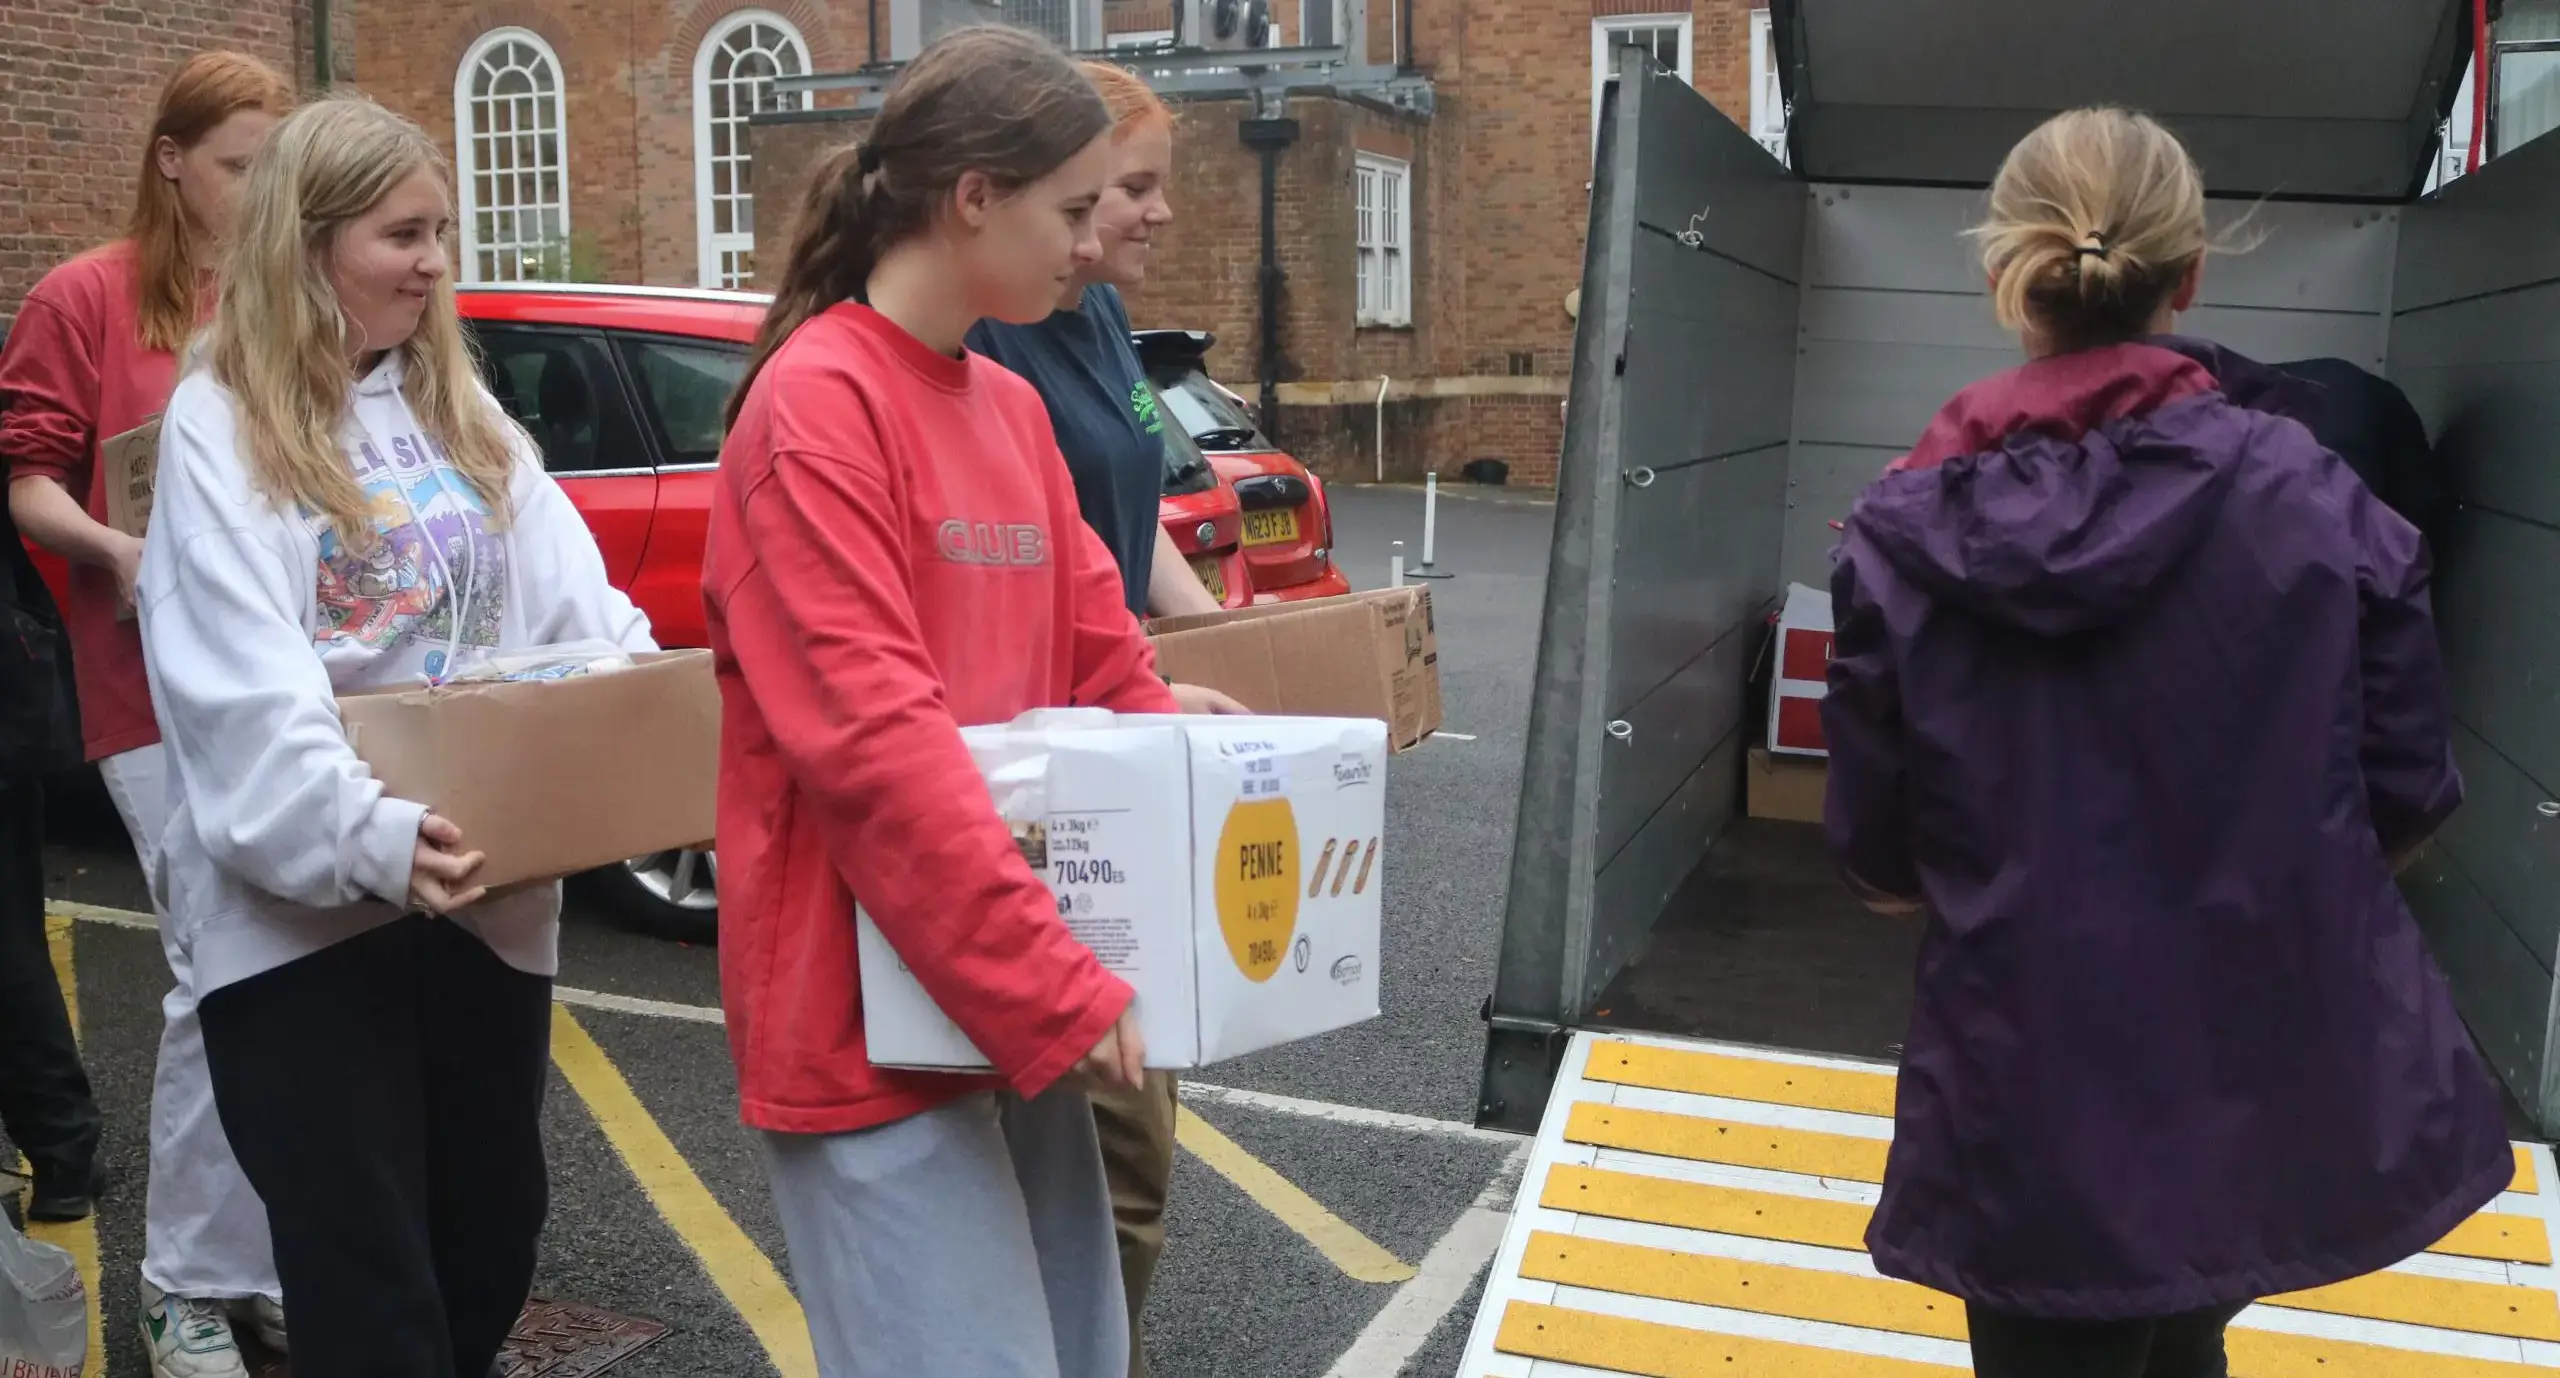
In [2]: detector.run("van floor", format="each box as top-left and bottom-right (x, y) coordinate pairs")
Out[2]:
(1591, 816), (2543, 1137)
(1592, 817), (1917, 1064)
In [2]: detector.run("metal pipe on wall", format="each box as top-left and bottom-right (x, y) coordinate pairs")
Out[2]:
(1239, 113), (1302, 444)
(312, 0), (333, 86)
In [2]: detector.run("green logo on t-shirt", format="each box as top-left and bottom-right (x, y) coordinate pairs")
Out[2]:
(1132, 381), (1165, 436)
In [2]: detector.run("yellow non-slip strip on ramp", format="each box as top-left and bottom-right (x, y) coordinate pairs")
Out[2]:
(1521, 1229), (2560, 1349)
(1547, 1160), (2553, 1268)
(2519, 1146), (2542, 1195)
(1495, 1300), (1965, 1378)
(1584, 1039), (1899, 1118)
(1565, 1100), (1891, 1183)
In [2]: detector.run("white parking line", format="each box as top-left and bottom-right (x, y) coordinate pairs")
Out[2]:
(1321, 1141), (1530, 1378)
(49, 900), (1523, 1146)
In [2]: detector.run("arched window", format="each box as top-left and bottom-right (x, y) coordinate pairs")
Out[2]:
(456, 29), (571, 283)
(694, 11), (811, 288)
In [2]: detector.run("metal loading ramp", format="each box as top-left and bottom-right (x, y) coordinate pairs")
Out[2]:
(1459, 1031), (2560, 1377)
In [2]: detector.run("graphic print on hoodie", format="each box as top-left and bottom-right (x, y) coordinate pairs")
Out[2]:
(310, 430), (506, 682)
(1822, 336), (2509, 1321)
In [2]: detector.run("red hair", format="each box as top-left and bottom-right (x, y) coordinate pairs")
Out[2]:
(1081, 60), (1173, 136)
(127, 51), (295, 353)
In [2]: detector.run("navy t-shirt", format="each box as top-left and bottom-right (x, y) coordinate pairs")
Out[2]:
(966, 285), (1164, 617)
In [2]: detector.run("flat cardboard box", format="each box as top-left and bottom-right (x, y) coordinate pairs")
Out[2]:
(1147, 588), (1442, 752)
(1747, 746), (1828, 824)
(336, 649), (719, 890)
(101, 415), (163, 620)
(859, 710), (1387, 1070)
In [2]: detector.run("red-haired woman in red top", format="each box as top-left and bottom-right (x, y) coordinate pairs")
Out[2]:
(704, 24), (1174, 1378)
(0, 50), (294, 1378)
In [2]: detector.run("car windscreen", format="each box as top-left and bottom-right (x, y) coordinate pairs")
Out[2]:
(1157, 369), (1269, 451)
(1158, 387), (1219, 496)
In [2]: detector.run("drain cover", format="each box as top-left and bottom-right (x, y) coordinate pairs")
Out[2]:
(500, 1299), (671, 1378)
(229, 1297), (667, 1378)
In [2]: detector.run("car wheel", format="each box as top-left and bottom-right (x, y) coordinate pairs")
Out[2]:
(579, 846), (719, 944)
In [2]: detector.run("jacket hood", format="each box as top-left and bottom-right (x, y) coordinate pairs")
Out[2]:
(1850, 337), (2318, 636)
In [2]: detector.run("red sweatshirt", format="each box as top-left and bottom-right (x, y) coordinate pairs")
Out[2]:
(0, 241), (176, 761)
(706, 302), (1181, 1135)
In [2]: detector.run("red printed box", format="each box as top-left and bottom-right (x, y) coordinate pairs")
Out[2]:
(1768, 583), (1833, 758)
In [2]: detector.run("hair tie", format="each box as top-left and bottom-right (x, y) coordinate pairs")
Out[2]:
(2074, 231), (2111, 260)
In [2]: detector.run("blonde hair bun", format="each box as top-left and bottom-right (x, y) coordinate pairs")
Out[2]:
(1972, 107), (2209, 352)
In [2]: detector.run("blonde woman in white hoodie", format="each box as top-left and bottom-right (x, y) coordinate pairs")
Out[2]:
(135, 95), (653, 1378)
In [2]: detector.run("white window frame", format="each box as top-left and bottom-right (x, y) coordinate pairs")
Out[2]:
(693, 10), (813, 289)
(455, 28), (571, 284)
(1354, 152), (1411, 329)
(1591, 14), (1692, 155)
(1300, 0), (1342, 48)
(1749, 8), (1787, 163)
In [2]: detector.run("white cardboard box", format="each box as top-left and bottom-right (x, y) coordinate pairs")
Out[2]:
(1768, 582), (1834, 758)
(858, 710), (1387, 1070)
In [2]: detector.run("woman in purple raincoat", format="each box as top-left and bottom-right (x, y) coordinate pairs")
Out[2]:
(1822, 107), (2512, 1378)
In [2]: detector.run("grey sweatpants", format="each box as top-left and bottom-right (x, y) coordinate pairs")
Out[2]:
(761, 1086), (1130, 1378)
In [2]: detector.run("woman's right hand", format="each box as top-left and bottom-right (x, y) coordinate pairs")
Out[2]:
(408, 812), (489, 915)
(107, 530), (145, 611)
(1071, 1004), (1148, 1093)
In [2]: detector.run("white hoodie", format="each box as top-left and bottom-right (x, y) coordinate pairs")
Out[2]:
(136, 352), (656, 994)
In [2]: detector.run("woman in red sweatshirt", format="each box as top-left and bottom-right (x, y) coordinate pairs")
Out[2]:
(703, 25), (1174, 1378)
(0, 50), (295, 1378)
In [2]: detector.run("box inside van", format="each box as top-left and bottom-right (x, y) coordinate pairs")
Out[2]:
(1478, 0), (2560, 1140)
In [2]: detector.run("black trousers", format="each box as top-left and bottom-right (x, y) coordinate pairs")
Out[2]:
(1967, 1300), (2252, 1378)
(0, 778), (99, 1179)
(199, 916), (551, 1378)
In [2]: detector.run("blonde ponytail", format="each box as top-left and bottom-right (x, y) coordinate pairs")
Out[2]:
(1972, 108), (2208, 352)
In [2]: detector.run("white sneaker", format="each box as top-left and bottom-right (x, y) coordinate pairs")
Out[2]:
(234, 1295), (287, 1354)
(138, 1279), (249, 1378)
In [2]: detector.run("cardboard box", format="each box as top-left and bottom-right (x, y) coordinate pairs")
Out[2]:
(335, 649), (719, 890)
(1768, 582), (1834, 757)
(101, 416), (163, 621)
(1147, 588), (1442, 752)
(859, 710), (1387, 1070)
(1746, 747), (1828, 824)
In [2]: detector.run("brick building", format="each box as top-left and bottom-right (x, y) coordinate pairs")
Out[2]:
(0, 0), (350, 317)
(2, 0), (1782, 485)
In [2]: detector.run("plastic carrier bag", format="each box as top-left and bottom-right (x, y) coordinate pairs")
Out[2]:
(0, 1212), (87, 1378)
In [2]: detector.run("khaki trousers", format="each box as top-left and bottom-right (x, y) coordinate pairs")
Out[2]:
(1090, 1071), (1180, 1378)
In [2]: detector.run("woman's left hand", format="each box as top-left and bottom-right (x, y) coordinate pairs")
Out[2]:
(1168, 682), (1252, 715)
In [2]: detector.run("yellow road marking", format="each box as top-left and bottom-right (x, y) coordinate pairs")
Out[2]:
(1545, 1163), (1874, 1251)
(1566, 1100), (1891, 1182)
(1520, 1230), (1967, 1339)
(2269, 1267), (2560, 1341)
(1585, 1040), (1899, 1117)
(1175, 1105), (1416, 1284)
(2515, 1145), (2540, 1195)
(549, 1009), (817, 1378)
(2433, 1210), (2552, 1265)
(1495, 1300), (1966, 1377)
(22, 913), (107, 1378)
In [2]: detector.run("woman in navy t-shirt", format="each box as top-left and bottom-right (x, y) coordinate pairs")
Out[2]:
(964, 59), (1246, 1378)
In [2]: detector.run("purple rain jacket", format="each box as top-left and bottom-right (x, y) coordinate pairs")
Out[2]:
(1822, 335), (2511, 1320)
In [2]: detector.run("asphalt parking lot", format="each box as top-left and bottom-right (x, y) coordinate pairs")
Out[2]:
(10, 482), (1559, 1378)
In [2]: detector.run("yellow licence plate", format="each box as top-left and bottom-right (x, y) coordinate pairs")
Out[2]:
(1241, 509), (1301, 547)
(1189, 556), (1227, 603)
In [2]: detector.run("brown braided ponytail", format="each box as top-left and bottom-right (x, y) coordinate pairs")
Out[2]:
(727, 25), (1112, 426)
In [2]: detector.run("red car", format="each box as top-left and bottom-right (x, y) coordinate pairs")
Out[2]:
(1132, 329), (1353, 603)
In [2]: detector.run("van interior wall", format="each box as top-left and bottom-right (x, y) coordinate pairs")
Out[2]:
(1778, 189), (2401, 583)
(1482, 54), (1801, 1128)
(2386, 129), (2560, 1139)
